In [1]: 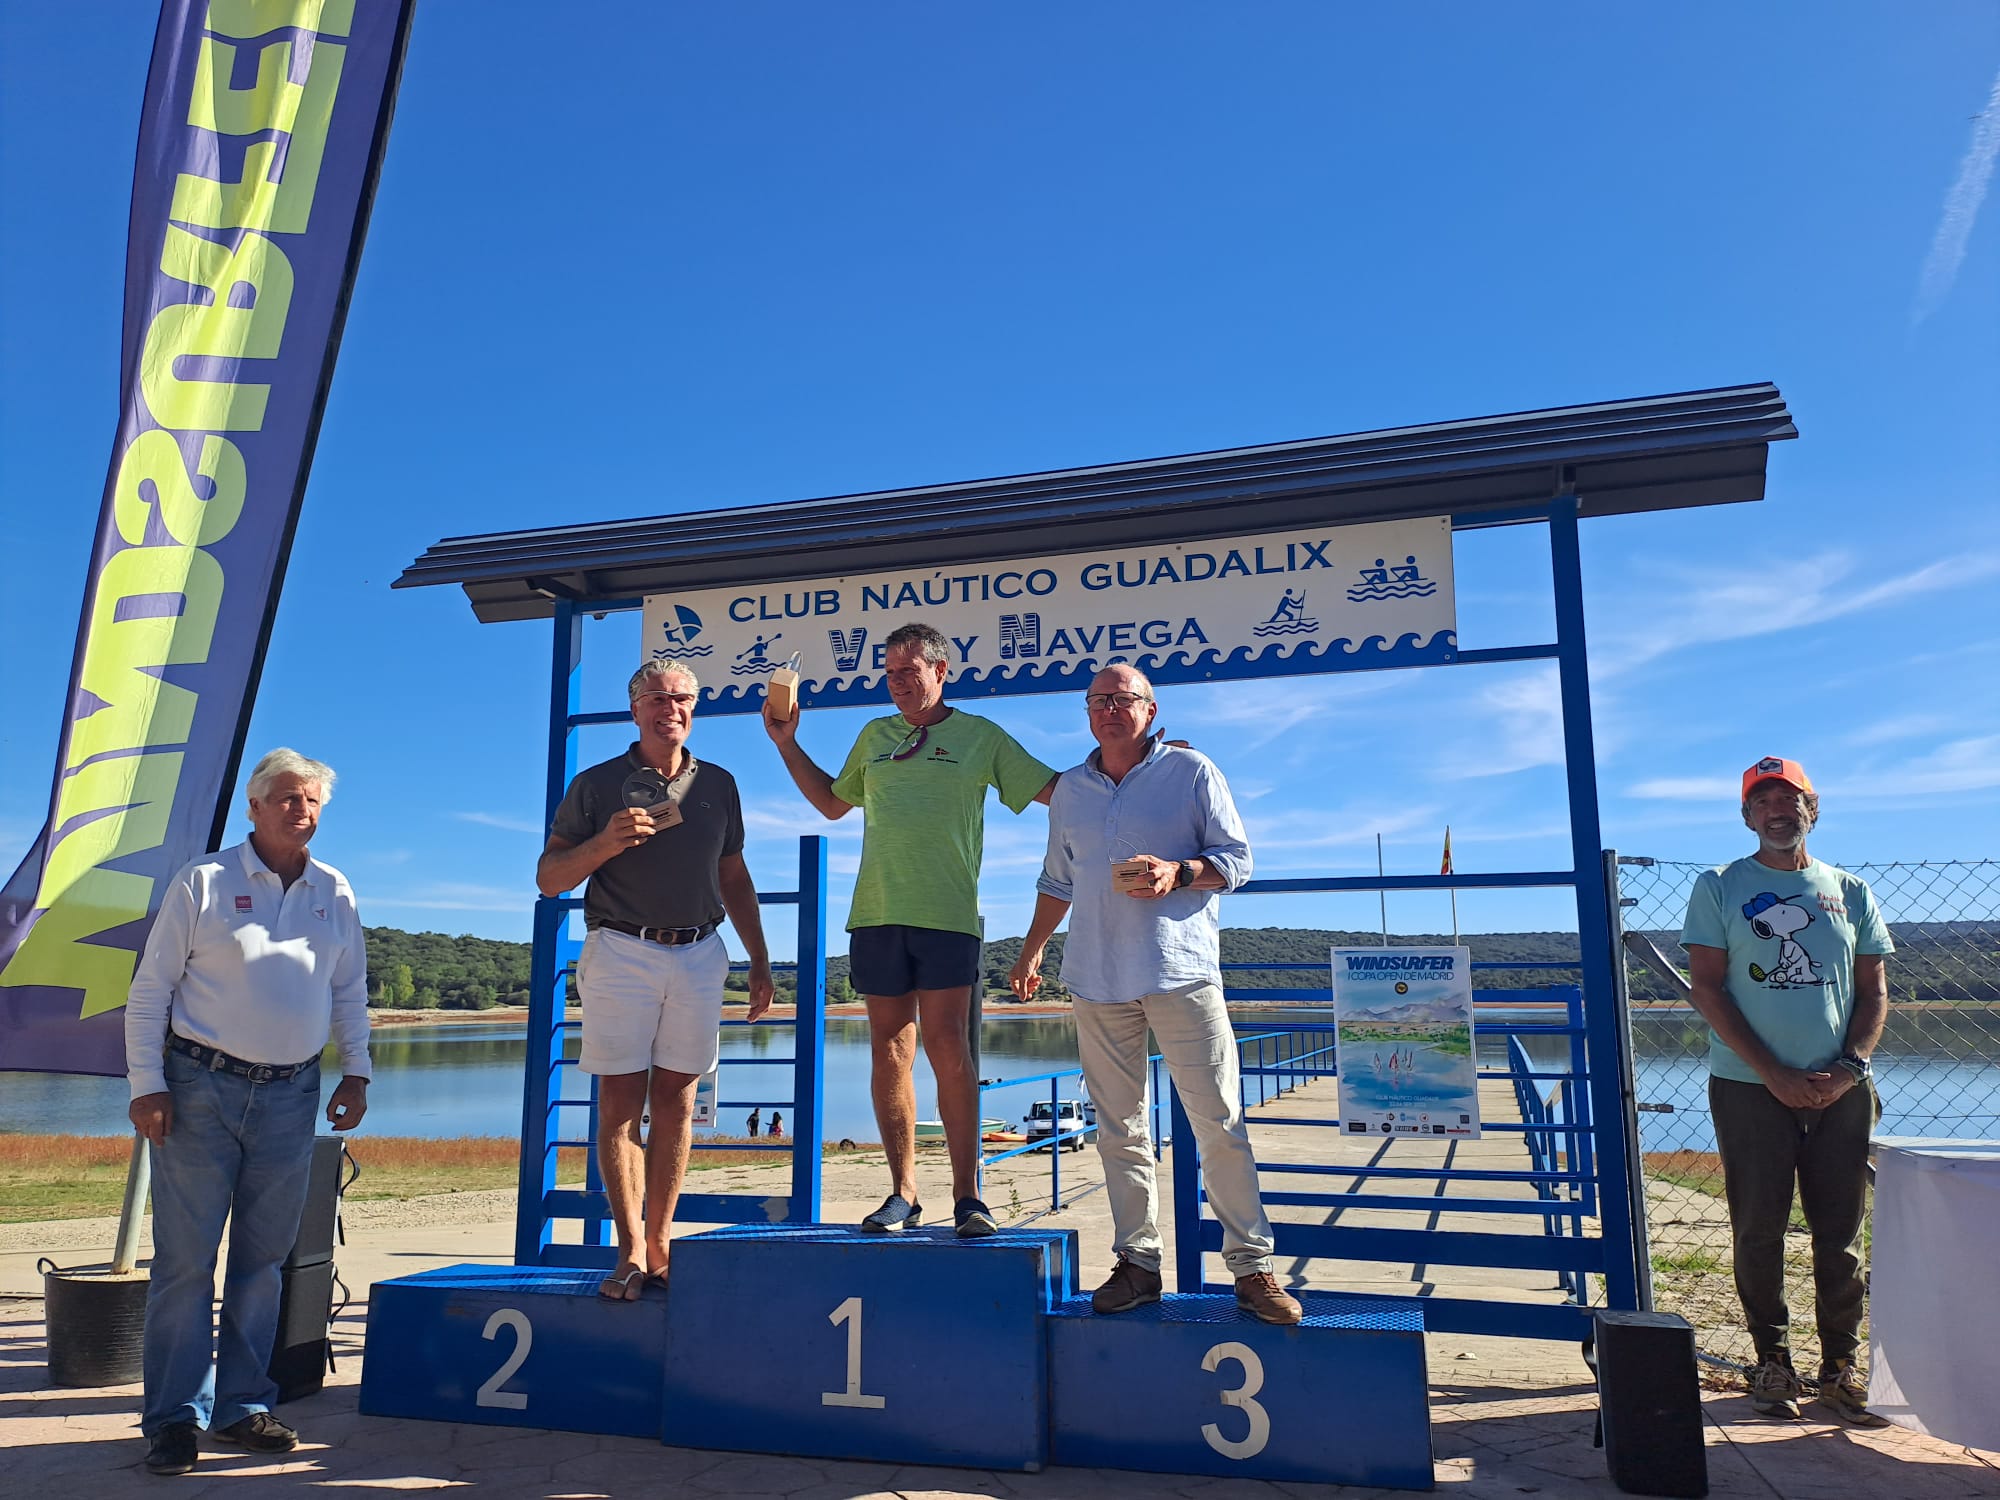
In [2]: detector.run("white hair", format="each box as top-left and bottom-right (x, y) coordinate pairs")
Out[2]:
(248, 748), (335, 802)
(629, 660), (699, 700)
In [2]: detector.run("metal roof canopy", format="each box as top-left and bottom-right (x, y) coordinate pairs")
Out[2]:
(398, 383), (1795, 623)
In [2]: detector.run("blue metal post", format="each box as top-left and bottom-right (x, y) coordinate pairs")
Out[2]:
(790, 835), (828, 1222)
(1548, 497), (1640, 1310)
(515, 601), (584, 1265)
(1049, 1077), (1062, 1208)
(515, 897), (565, 1265)
(1169, 1084), (1200, 1291)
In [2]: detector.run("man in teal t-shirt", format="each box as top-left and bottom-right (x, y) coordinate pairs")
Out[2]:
(766, 621), (1055, 1238)
(1679, 755), (1893, 1426)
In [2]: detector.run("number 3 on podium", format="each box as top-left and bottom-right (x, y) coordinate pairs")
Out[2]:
(1201, 1341), (1270, 1460)
(820, 1296), (887, 1409)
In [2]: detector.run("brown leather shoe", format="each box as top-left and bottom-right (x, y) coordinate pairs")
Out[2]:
(1091, 1256), (1163, 1314)
(1235, 1271), (1303, 1324)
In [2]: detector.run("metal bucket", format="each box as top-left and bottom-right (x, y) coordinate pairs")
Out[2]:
(40, 1257), (148, 1387)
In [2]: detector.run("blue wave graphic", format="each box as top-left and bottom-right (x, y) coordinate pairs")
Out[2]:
(1251, 619), (1319, 637)
(1346, 581), (1437, 602)
(652, 644), (714, 659)
(688, 630), (1458, 716)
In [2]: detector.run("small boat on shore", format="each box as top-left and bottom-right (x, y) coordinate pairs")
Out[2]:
(915, 1118), (1006, 1142)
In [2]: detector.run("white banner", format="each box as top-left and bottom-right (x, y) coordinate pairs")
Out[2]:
(1331, 947), (1481, 1140)
(642, 517), (1454, 711)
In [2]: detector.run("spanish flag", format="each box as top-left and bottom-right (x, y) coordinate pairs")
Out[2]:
(1441, 827), (1453, 876)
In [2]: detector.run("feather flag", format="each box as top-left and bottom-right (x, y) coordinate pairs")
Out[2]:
(1441, 826), (1453, 876)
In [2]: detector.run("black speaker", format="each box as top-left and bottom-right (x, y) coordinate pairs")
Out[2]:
(285, 1137), (351, 1270)
(1593, 1310), (1708, 1498)
(269, 1258), (338, 1403)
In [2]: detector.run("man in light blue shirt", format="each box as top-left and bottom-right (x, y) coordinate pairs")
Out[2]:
(1010, 665), (1300, 1325)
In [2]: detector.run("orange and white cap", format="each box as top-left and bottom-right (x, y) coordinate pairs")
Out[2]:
(1741, 756), (1814, 801)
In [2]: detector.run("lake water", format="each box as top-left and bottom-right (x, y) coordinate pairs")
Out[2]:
(5, 1011), (1994, 1149)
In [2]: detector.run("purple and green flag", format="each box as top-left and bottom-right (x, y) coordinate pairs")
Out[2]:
(0, 0), (413, 1076)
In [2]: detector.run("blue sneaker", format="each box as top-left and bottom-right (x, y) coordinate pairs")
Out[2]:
(861, 1194), (922, 1232)
(954, 1197), (997, 1238)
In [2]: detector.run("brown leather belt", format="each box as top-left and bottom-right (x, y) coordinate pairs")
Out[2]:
(168, 1034), (316, 1083)
(595, 918), (720, 947)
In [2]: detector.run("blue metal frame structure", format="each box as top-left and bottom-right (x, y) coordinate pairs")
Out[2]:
(406, 387), (1793, 1309)
(1161, 499), (1640, 1340)
(513, 599), (829, 1268)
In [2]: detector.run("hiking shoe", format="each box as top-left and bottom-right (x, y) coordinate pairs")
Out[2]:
(860, 1194), (922, 1232)
(144, 1421), (200, 1476)
(1235, 1271), (1303, 1325)
(1748, 1358), (1802, 1419)
(953, 1197), (997, 1238)
(211, 1411), (298, 1452)
(1091, 1256), (1163, 1314)
(1817, 1359), (1890, 1427)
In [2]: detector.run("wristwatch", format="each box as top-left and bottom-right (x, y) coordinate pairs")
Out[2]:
(1836, 1052), (1872, 1084)
(1175, 860), (1197, 890)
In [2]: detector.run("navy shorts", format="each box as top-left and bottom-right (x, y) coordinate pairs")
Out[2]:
(847, 924), (982, 996)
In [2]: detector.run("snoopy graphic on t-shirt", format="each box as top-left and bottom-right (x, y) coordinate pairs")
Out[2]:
(1741, 893), (1824, 987)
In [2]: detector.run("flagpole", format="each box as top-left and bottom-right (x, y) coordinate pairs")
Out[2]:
(1377, 833), (1388, 946)
(1446, 824), (1459, 946)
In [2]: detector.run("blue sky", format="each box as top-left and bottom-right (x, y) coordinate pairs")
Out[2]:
(2, 3), (1996, 957)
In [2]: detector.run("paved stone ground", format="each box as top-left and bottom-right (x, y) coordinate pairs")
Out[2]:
(6, 1075), (1997, 1496)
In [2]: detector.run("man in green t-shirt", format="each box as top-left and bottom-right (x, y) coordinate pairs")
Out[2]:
(766, 622), (1056, 1237)
(1680, 755), (1893, 1427)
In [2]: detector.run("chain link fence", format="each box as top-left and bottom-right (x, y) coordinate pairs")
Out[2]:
(1613, 856), (2000, 1367)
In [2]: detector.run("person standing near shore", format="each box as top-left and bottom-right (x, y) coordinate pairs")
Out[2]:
(538, 661), (776, 1301)
(1681, 756), (1892, 1425)
(125, 749), (372, 1477)
(764, 621), (1056, 1238)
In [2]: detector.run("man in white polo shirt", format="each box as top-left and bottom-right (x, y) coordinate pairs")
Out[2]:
(126, 748), (372, 1477)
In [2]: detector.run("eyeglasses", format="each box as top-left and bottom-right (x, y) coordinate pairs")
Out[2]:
(634, 692), (697, 709)
(1084, 692), (1153, 712)
(888, 722), (930, 761)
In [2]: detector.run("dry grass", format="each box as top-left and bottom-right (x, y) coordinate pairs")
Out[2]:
(1643, 1149), (1724, 1197)
(0, 1131), (821, 1223)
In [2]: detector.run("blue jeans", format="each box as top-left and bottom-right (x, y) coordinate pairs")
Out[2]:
(143, 1049), (321, 1435)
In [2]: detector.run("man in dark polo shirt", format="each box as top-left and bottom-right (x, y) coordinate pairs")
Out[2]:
(538, 660), (775, 1300)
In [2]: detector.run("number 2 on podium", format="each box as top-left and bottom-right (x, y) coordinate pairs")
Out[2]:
(821, 1296), (888, 1409)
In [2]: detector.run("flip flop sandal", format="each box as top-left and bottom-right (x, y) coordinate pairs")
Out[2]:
(647, 1269), (671, 1292)
(597, 1266), (645, 1301)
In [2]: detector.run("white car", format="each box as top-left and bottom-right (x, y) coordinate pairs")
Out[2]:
(1023, 1098), (1096, 1151)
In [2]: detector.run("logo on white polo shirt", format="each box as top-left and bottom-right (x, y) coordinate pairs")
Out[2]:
(234, 896), (253, 911)
(313, 906), (328, 921)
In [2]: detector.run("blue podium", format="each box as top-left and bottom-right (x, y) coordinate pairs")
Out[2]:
(660, 1223), (1077, 1471)
(1049, 1292), (1433, 1489)
(360, 1265), (669, 1438)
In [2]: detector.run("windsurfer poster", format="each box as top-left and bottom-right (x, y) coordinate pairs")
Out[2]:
(1331, 947), (1481, 1139)
(641, 516), (1453, 712)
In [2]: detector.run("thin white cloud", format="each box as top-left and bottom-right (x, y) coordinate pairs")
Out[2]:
(1846, 714), (1962, 748)
(1627, 776), (1738, 802)
(1837, 735), (2000, 800)
(452, 811), (545, 835)
(1914, 64), (2000, 324)
(370, 882), (528, 914)
(1434, 665), (1565, 779)
(1604, 552), (2000, 674)
(741, 802), (863, 841)
(1243, 801), (1439, 853)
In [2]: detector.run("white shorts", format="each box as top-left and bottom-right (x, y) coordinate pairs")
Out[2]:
(575, 927), (729, 1076)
